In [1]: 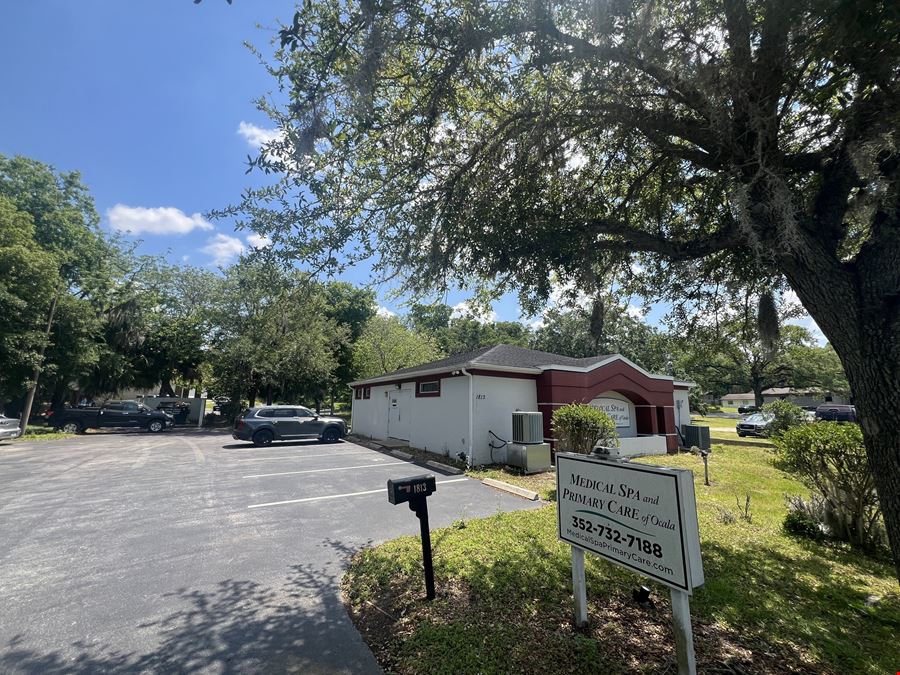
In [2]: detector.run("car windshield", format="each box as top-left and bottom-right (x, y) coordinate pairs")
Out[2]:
(744, 413), (772, 423)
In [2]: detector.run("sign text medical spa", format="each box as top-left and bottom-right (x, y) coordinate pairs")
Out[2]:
(557, 453), (703, 592)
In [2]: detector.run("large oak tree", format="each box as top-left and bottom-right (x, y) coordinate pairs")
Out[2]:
(229, 0), (900, 576)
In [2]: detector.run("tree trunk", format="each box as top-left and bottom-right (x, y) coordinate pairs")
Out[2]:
(159, 379), (176, 397)
(19, 289), (61, 434)
(835, 342), (900, 580)
(750, 369), (765, 408)
(753, 385), (764, 409)
(265, 384), (273, 406)
(782, 244), (900, 580)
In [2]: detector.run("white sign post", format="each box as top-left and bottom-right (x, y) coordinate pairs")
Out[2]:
(556, 453), (704, 675)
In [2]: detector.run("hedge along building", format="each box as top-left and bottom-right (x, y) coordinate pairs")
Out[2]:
(349, 345), (692, 466)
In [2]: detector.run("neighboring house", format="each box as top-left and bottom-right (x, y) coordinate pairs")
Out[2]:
(720, 392), (756, 407)
(350, 344), (693, 466)
(721, 387), (849, 408)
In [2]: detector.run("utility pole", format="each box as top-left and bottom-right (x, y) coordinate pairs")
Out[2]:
(19, 289), (61, 435)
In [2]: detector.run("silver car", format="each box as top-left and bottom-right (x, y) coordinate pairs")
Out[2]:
(232, 405), (347, 446)
(0, 415), (22, 440)
(736, 412), (774, 437)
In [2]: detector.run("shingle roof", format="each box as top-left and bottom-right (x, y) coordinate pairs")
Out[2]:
(355, 344), (616, 383)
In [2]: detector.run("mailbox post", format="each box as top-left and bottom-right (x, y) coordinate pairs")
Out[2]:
(387, 474), (437, 600)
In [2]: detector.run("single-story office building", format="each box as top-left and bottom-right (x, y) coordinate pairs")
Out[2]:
(720, 387), (849, 408)
(349, 345), (693, 466)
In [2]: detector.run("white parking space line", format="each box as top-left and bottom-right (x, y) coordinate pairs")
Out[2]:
(244, 460), (407, 479)
(237, 450), (376, 462)
(247, 477), (469, 509)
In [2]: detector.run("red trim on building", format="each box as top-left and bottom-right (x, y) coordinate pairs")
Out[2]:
(536, 361), (678, 454)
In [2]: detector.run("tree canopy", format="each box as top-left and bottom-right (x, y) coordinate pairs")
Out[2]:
(230, 0), (900, 577)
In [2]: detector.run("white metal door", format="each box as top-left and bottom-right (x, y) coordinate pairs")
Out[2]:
(388, 389), (411, 440)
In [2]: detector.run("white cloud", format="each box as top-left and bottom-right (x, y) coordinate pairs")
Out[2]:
(107, 204), (213, 235)
(548, 279), (590, 309)
(181, 254), (190, 262)
(376, 306), (396, 318)
(201, 233), (245, 266)
(246, 232), (272, 249)
(625, 303), (644, 319)
(452, 300), (497, 324)
(237, 121), (280, 149)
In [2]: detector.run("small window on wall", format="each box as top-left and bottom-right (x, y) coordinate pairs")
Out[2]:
(354, 388), (361, 400)
(363, 387), (371, 399)
(417, 380), (440, 397)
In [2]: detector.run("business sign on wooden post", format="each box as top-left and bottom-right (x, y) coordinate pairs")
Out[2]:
(557, 452), (704, 674)
(557, 453), (704, 591)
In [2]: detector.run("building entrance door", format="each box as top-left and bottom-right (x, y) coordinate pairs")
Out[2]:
(388, 389), (411, 441)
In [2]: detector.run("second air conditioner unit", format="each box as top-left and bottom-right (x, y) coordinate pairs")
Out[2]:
(512, 411), (544, 445)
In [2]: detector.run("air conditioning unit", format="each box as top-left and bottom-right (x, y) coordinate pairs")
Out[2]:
(512, 411), (544, 444)
(506, 442), (552, 474)
(681, 424), (711, 450)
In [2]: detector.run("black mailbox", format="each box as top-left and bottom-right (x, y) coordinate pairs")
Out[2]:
(387, 474), (436, 505)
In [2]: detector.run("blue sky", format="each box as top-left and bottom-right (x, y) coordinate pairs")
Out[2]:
(0, 2), (698, 332)
(0, 1), (517, 319)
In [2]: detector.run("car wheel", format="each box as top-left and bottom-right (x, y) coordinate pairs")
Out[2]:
(147, 420), (164, 433)
(320, 427), (340, 443)
(736, 432), (745, 437)
(61, 421), (82, 434)
(252, 429), (274, 447)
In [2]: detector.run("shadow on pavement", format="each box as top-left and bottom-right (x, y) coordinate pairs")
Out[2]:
(2, 543), (380, 675)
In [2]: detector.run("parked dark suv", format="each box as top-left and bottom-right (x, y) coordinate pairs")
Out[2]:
(815, 404), (857, 423)
(232, 405), (347, 446)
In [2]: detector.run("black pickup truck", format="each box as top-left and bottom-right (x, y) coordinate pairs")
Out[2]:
(49, 400), (172, 434)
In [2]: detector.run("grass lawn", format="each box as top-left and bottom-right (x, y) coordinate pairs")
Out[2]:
(692, 415), (775, 449)
(344, 442), (900, 674)
(7, 426), (74, 443)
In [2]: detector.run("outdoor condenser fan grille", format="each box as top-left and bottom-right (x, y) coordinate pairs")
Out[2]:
(511, 412), (544, 444)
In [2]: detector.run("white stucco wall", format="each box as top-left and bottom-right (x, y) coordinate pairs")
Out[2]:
(350, 377), (471, 458)
(409, 376), (470, 458)
(349, 384), (391, 440)
(673, 389), (691, 431)
(471, 375), (539, 466)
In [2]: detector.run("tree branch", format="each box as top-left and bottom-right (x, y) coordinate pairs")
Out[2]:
(583, 217), (741, 261)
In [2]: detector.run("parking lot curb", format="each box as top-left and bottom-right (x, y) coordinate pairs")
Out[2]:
(426, 460), (463, 475)
(390, 449), (414, 460)
(481, 477), (539, 501)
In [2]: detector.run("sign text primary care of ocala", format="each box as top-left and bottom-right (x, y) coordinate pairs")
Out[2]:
(557, 453), (704, 592)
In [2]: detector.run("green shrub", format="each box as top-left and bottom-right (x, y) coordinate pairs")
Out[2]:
(774, 422), (886, 553)
(783, 495), (826, 541)
(761, 399), (806, 436)
(688, 387), (710, 415)
(551, 404), (618, 454)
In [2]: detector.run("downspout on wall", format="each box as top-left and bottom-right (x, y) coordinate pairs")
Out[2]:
(460, 368), (474, 468)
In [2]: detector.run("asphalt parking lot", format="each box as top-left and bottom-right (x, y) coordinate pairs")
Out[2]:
(0, 430), (541, 674)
